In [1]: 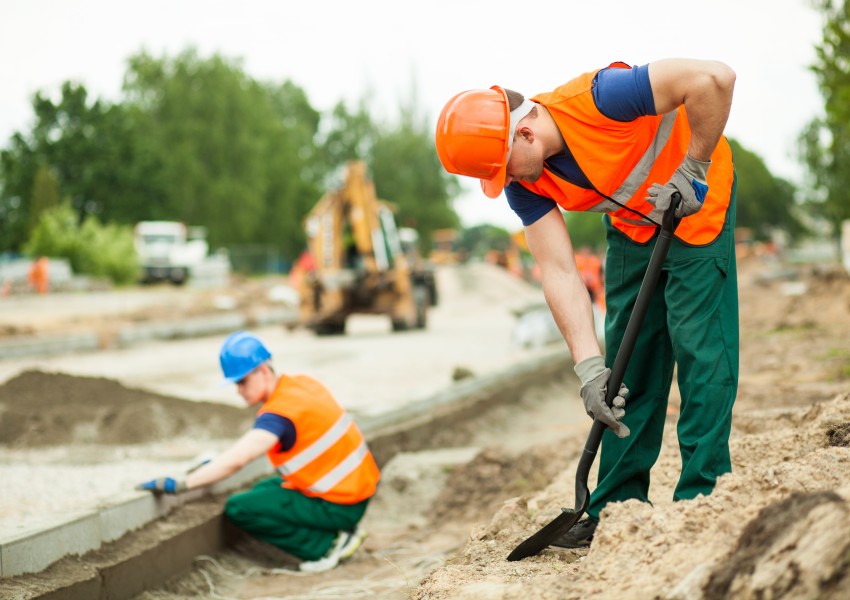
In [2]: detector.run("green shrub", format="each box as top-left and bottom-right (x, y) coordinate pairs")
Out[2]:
(24, 202), (138, 285)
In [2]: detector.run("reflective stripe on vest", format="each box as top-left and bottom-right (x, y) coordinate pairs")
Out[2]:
(277, 412), (353, 475)
(527, 64), (734, 246)
(261, 374), (381, 504)
(306, 439), (370, 494)
(577, 111), (677, 226)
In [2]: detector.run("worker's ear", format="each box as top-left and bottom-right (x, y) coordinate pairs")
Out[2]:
(253, 362), (271, 380)
(515, 124), (534, 144)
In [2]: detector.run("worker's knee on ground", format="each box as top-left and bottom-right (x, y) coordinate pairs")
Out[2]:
(223, 495), (253, 528)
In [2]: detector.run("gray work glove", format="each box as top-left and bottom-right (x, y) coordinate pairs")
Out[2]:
(645, 155), (711, 219)
(575, 355), (630, 438)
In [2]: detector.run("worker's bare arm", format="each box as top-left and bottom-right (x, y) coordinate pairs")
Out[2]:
(524, 208), (602, 364)
(647, 59), (736, 161)
(185, 428), (278, 489)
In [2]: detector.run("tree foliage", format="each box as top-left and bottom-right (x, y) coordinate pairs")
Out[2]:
(371, 97), (460, 251)
(28, 164), (61, 235)
(565, 212), (606, 251)
(727, 138), (805, 240)
(1, 48), (460, 271)
(1, 83), (153, 251)
(24, 202), (138, 285)
(800, 0), (850, 239)
(457, 224), (512, 258)
(122, 49), (325, 256)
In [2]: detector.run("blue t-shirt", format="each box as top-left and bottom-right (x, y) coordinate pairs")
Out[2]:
(505, 63), (656, 226)
(254, 412), (296, 451)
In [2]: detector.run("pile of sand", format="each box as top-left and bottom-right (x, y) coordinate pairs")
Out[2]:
(0, 370), (251, 447)
(0, 371), (253, 532)
(414, 391), (850, 599)
(412, 259), (850, 599)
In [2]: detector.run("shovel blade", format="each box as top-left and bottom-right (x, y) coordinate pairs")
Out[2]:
(506, 507), (584, 561)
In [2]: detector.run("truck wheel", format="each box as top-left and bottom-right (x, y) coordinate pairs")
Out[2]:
(413, 285), (428, 329)
(169, 268), (187, 286)
(428, 279), (438, 306)
(314, 322), (346, 336)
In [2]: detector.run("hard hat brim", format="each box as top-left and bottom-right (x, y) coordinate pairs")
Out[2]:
(480, 159), (508, 199)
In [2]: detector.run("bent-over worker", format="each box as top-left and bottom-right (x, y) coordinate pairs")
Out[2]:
(136, 331), (380, 572)
(435, 58), (738, 548)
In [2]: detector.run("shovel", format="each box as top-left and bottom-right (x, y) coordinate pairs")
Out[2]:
(507, 194), (681, 562)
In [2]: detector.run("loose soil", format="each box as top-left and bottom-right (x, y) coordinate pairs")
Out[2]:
(2, 254), (850, 600)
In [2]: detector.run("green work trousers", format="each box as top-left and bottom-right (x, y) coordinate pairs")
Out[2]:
(587, 181), (739, 520)
(224, 476), (370, 561)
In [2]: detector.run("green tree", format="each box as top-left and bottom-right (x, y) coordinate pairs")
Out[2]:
(727, 138), (804, 240)
(258, 81), (325, 260)
(27, 164), (61, 236)
(370, 97), (460, 251)
(800, 0), (850, 242)
(0, 82), (163, 251)
(319, 98), (376, 173)
(458, 223), (511, 259)
(24, 201), (138, 284)
(565, 212), (606, 251)
(2, 47), (462, 270)
(123, 49), (323, 259)
(0, 131), (37, 251)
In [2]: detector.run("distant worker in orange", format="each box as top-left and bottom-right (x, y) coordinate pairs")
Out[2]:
(288, 249), (316, 291)
(27, 256), (49, 294)
(574, 246), (605, 311)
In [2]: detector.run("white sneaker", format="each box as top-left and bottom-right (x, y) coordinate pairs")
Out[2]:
(338, 526), (367, 561)
(299, 527), (367, 573)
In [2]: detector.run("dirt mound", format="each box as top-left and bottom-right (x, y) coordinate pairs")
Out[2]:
(413, 392), (850, 600)
(704, 490), (849, 599)
(412, 258), (850, 599)
(431, 437), (581, 524)
(0, 370), (251, 447)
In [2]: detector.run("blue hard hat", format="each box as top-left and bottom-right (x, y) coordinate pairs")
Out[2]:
(219, 331), (272, 383)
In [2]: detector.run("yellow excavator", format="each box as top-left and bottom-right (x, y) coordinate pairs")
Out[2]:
(295, 161), (437, 335)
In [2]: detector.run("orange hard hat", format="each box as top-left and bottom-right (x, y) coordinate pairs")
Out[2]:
(435, 86), (510, 199)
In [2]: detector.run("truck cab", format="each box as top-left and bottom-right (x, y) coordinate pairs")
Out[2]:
(134, 221), (208, 285)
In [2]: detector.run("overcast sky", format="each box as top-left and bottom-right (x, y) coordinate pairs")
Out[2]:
(0, 0), (825, 229)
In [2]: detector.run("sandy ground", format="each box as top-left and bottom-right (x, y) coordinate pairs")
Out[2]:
(133, 253), (850, 600)
(410, 255), (850, 600)
(2, 254), (850, 600)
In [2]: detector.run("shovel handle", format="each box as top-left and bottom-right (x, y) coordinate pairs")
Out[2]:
(575, 193), (682, 484)
(506, 194), (683, 561)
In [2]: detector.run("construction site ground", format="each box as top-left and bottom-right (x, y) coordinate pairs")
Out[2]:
(1, 254), (850, 599)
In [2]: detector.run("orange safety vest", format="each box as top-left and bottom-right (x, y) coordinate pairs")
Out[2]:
(259, 374), (380, 504)
(524, 62), (735, 246)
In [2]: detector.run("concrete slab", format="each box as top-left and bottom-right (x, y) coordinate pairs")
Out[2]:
(0, 458), (273, 579)
(0, 512), (101, 580)
(0, 333), (101, 360)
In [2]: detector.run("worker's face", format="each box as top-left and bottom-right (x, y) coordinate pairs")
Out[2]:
(235, 366), (268, 406)
(504, 131), (544, 187)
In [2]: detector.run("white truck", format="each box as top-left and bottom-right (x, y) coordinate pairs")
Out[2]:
(134, 221), (209, 285)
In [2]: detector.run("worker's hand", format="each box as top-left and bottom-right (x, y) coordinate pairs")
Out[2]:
(645, 155), (711, 218)
(574, 356), (630, 438)
(136, 477), (187, 495)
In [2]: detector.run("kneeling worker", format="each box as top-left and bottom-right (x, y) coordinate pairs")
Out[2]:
(136, 331), (380, 572)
